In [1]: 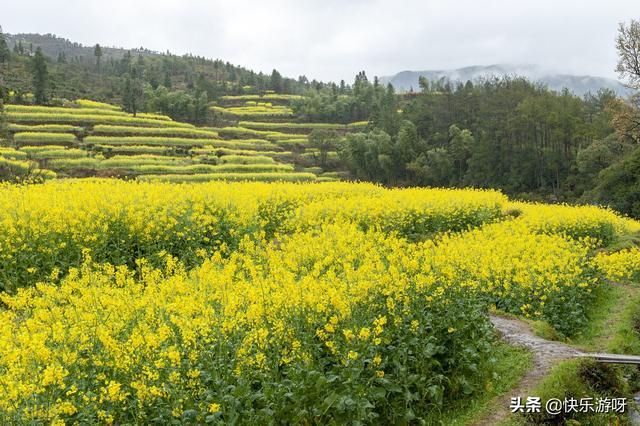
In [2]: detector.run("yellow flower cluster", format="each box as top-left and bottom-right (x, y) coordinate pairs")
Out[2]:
(0, 225), (418, 422)
(593, 247), (640, 283)
(421, 221), (598, 334)
(0, 180), (506, 291)
(509, 201), (633, 246)
(0, 220), (611, 422)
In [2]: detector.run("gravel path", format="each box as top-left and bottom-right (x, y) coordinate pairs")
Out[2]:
(472, 315), (584, 426)
(473, 315), (640, 425)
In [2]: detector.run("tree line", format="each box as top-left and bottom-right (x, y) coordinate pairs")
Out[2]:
(0, 31), (321, 123)
(302, 19), (640, 216)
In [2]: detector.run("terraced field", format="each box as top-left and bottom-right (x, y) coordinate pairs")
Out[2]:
(209, 94), (368, 177)
(0, 97), (367, 182)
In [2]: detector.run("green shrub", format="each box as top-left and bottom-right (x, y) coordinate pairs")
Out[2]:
(301, 151), (339, 160)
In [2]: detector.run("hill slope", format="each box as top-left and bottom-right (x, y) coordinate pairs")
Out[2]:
(2, 33), (310, 105)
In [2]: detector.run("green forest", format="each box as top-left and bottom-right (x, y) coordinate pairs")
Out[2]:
(1, 21), (639, 216)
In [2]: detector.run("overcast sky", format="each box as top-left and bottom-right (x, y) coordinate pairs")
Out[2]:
(2, 0), (638, 83)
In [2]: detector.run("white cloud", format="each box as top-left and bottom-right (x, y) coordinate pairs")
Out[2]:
(2, 0), (637, 82)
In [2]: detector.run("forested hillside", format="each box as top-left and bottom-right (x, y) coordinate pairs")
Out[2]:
(1, 23), (639, 216)
(1, 32), (313, 123)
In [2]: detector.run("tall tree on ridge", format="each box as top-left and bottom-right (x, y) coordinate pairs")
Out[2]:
(94, 43), (103, 71)
(616, 19), (640, 90)
(270, 69), (283, 92)
(611, 19), (640, 144)
(123, 73), (143, 116)
(31, 47), (48, 105)
(0, 26), (10, 65)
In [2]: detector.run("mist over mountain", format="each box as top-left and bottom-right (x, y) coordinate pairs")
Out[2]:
(381, 64), (631, 97)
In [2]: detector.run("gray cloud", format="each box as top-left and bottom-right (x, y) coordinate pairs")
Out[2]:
(2, 0), (637, 82)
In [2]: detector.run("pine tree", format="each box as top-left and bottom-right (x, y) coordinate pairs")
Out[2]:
(122, 73), (143, 116)
(270, 69), (283, 92)
(119, 51), (132, 75)
(123, 75), (134, 115)
(194, 91), (209, 124)
(0, 26), (10, 64)
(31, 47), (48, 105)
(163, 71), (172, 89)
(94, 43), (103, 70)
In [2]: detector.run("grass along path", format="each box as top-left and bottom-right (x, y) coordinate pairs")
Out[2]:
(424, 343), (532, 426)
(473, 281), (640, 425)
(472, 315), (584, 426)
(573, 282), (640, 355)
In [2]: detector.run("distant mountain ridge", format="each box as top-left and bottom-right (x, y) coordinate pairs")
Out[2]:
(381, 64), (632, 97)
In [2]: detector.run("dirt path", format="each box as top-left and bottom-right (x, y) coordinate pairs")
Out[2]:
(472, 315), (584, 426)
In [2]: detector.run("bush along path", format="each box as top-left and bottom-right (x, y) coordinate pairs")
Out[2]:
(474, 286), (640, 426)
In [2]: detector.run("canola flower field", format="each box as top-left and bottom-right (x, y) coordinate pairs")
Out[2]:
(0, 180), (638, 424)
